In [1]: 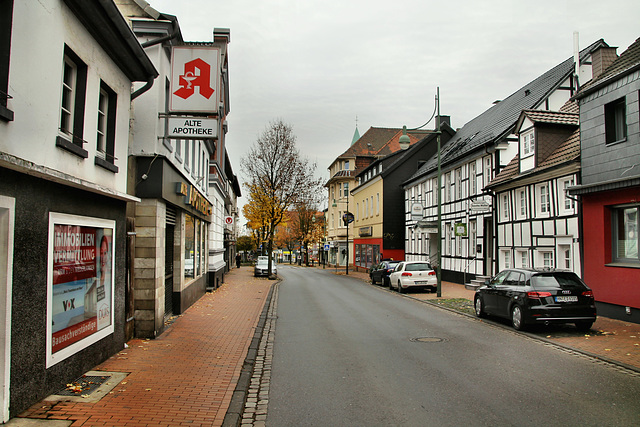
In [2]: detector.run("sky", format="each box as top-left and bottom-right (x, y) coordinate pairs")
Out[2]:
(148, 0), (639, 212)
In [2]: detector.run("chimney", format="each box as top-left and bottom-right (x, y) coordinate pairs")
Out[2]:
(436, 115), (451, 127)
(591, 45), (618, 80)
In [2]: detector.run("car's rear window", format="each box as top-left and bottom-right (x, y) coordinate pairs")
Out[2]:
(531, 273), (588, 290)
(405, 263), (431, 272)
(387, 262), (399, 268)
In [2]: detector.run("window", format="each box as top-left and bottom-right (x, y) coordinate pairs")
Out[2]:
(455, 168), (462, 199)
(344, 160), (350, 170)
(561, 178), (575, 212)
(539, 251), (554, 268)
(612, 206), (639, 263)
(605, 97), (627, 144)
(517, 250), (529, 268)
(376, 193), (380, 215)
(445, 173), (451, 202)
(469, 161), (477, 196)
(57, 46), (88, 158)
(537, 183), (550, 215)
(95, 82), (118, 172)
(0, 0), (14, 121)
(501, 250), (511, 269)
(517, 189), (527, 219)
(559, 245), (571, 269)
(501, 194), (509, 221)
(483, 156), (492, 187)
(522, 131), (535, 156)
(344, 182), (349, 197)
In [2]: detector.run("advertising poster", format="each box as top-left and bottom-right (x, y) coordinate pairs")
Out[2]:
(48, 214), (114, 366)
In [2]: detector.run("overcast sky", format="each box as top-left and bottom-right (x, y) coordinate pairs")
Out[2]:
(149, 0), (638, 210)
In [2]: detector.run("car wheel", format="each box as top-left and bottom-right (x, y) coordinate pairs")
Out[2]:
(384, 277), (391, 289)
(511, 305), (525, 331)
(398, 281), (404, 293)
(575, 321), (594, 332)
(474, 296), (486, 318)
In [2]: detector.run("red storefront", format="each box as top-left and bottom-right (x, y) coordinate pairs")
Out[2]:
(353, 237), (404, 272)
(580, 186), (640, 322)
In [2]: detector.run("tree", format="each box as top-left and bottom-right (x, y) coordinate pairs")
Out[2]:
(274, 211), (298, 264)
(241, 120), (323, 277)
(236, 235), (255, 260)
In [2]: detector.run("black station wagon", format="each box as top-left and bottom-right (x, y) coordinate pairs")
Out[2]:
(474, 268), (597, 331)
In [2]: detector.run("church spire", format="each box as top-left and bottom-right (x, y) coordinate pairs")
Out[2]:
(351, 115), (360, 146)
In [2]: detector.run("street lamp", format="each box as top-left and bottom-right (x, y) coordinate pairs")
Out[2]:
(400, 87), (442, 297)
(332, 196), (350, 275)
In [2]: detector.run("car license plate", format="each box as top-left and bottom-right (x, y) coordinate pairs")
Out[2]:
(415, 281), (429, 284)
(555, 296), (578, 303)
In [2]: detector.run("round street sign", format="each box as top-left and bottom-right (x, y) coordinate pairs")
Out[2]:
(225, 216), (233, 225)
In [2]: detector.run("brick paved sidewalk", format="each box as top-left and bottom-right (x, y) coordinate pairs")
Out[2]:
(16, 267), (273, 427)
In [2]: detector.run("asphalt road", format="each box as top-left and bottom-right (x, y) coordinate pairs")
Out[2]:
(268, 265), (640, 427)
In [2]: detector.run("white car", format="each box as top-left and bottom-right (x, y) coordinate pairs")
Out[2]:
(254, 256), (277, 277)
(389, 261), (436, 293)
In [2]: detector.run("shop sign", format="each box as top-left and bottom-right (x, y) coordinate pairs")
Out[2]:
(411, 202), (424, 221)
(170, 46), (220, 113)
(359, 226), (373, 237)
(416, 219), (438, 234)
(455, 223), (467, 236)
(47, 214), (115, 367)
(176, 182), (212, 216)
(470, 200), (491, 213)
(167, 117), (218, 138)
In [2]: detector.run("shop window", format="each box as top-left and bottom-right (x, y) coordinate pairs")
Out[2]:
(605, 97), (627, 144)
(184, 214), (200, 279)
(57, 46), (88, 158)
(612, 206), (639, 263)
(95, 81), (118, 172)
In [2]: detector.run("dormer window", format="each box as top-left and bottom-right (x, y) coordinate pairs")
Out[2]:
(522, 131), (535, 157)
(344, 160), (350, 170)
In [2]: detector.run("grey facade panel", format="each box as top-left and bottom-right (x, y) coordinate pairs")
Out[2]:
(578, 73), (640, 186)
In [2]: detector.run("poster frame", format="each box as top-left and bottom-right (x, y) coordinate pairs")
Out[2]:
(46, 213), (115, 368)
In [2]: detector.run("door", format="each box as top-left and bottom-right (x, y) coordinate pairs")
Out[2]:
(165, 207), (176, 317)
(0, 196), (14, 422)
(483, 216), (493, 276)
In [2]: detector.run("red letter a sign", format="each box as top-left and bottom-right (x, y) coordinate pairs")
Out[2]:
(173, 58), (215, 100)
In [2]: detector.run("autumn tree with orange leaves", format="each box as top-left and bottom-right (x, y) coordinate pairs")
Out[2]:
(241, 120), (323, 276)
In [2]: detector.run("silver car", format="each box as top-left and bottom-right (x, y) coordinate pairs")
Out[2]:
(254, 256), (277, 277)
(389, 261), (436, 293)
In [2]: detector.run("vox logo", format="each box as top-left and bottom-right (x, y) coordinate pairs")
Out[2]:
(62, 299), (76, 311)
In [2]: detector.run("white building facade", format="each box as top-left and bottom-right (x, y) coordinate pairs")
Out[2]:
(0, 0), (156, 419)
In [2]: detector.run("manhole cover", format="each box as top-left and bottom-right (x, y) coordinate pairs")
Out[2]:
(56, 375), (111, 396)
(410, 337), (446, 343)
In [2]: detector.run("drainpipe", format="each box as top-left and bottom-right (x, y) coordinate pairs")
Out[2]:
(131, 16), (181, 100)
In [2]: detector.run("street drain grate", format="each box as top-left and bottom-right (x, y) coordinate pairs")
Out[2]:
(56, 375), (110, 396)
(410, 337), (446, 343)
(48, 371), (128, 403)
